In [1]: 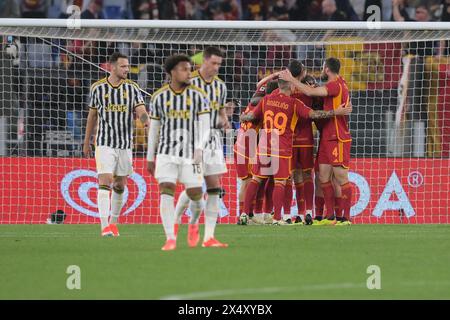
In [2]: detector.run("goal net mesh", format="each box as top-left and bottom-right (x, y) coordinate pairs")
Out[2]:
(0, 22), (449, 224)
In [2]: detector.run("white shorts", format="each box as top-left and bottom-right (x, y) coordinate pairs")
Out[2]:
(155, 154), (204, 189)
(203, 148), (227, 176)
(95, 146), (133, 176)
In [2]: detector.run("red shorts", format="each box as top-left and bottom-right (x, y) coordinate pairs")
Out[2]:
(291, 146), (314, 171)
(234, 152), (252, 180)
(317, 140), (351, 168)
(252, 154), (292, 180)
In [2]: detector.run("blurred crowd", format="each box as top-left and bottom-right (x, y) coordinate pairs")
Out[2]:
(0, 0), (450, 22)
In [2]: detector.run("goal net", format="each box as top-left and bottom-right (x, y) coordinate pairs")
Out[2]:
(0, 19), (449, 224)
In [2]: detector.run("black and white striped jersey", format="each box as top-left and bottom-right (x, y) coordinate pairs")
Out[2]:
(89, 77), (145, 149)
(150, 84), (210, 159)
(190, 70), (227, 149)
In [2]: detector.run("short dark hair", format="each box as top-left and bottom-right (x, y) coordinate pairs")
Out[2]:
(287, 60), (305, 78)
(164, 54), (191, 74)
(416, 4), (429, 12)
(109, 52), (128, 64)
(325, 57), (340, 74)
(204, 46), (224, 59)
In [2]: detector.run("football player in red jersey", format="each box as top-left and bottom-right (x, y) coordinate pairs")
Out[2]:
(241, 78), (351, 225)
(280, 57), (353, 226)
(235, 81), (279, 225)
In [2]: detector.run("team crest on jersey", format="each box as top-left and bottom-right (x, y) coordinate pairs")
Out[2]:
(122, 91), (128, 99)
(104, 94), (109, 100)
(165, 101), (171, 107)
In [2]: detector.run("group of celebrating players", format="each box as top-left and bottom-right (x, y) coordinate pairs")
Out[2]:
(84, 46), (353, 251)
(235, 58), (353, 228)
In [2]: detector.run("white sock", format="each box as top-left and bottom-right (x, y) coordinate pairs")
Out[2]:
(160, 194), (176, 240)
(189, 198), (204, 225)
(283, 214), (291, 221)
(97, 188), (110, 230)
(110, 189), (124, 224)
(174, 190), (190, 224)
(305, 209), (313, 216)
(204, 194), (219, 241)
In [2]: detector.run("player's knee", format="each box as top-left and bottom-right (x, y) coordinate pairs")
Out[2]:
(159, 184), (175, 196)
(186, 188), (203, 201)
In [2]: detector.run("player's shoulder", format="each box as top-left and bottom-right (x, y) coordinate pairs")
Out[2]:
(124, 79), (142, 90)
(90, 77), (107, 91)
(188, 84), (208, 97)
(152, 84), (170, 100)
(214, 75), (226, 85)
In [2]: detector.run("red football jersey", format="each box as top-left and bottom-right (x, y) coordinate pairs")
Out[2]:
(322, 76), (351, 142)
(234, 102), (260, 159)
(252, 92), (312, 158)
(270, 88), (314, 147)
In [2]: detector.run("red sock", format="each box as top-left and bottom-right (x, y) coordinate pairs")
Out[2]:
(341, 182), (353, 221)
(321, 182), (335, 219)
(263, 178), (274, 213)
(239, 201), (244, 215)
(283, 180), (293, 215)
(295, 182), (305, 214)
(315, 196), (324, 217)
(243, 180), (260, 215)
(303, 178), (314, 211)
(273, 182), (285, 221)
(254, 182), (265, 214)
(335, 197), (342, 218)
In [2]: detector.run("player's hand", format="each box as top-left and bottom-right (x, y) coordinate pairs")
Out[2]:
(83, 143), (92, 158)
(193, 149), (203, 165)
(147, 161), (155, 176)
(222, 119), (231, 130)
(278, 69), (296, 83)
(219, 117), (231, 130)
(334, 102), (353, 116)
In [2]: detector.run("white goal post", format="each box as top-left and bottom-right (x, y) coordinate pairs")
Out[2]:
(0, 19), (449, 224)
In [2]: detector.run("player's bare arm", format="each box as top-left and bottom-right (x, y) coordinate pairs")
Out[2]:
(240, 112), (256, 123)
(279, 70), (328, 97)
(308, 102), (352, 119)
(83, 108), (98, 158)
(218, 107), (231, 129)
(146, 118), (161, 176)
(135, 104), (150, 127)
(256, 71), (281, 90)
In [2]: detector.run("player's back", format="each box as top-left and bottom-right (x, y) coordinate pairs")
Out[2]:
(257, 92), (302, 158)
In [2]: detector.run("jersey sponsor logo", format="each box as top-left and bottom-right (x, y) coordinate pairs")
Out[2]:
(105, 104), (128, 112)
(168, 109), (191, 119)
(60, 169), (146, 218)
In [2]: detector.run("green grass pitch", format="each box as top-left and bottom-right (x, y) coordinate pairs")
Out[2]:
(1, 224), (450, 299)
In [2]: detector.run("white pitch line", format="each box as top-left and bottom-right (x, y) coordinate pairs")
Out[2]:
(160, 281), (450, 300)
(160, 283), (363, 300)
